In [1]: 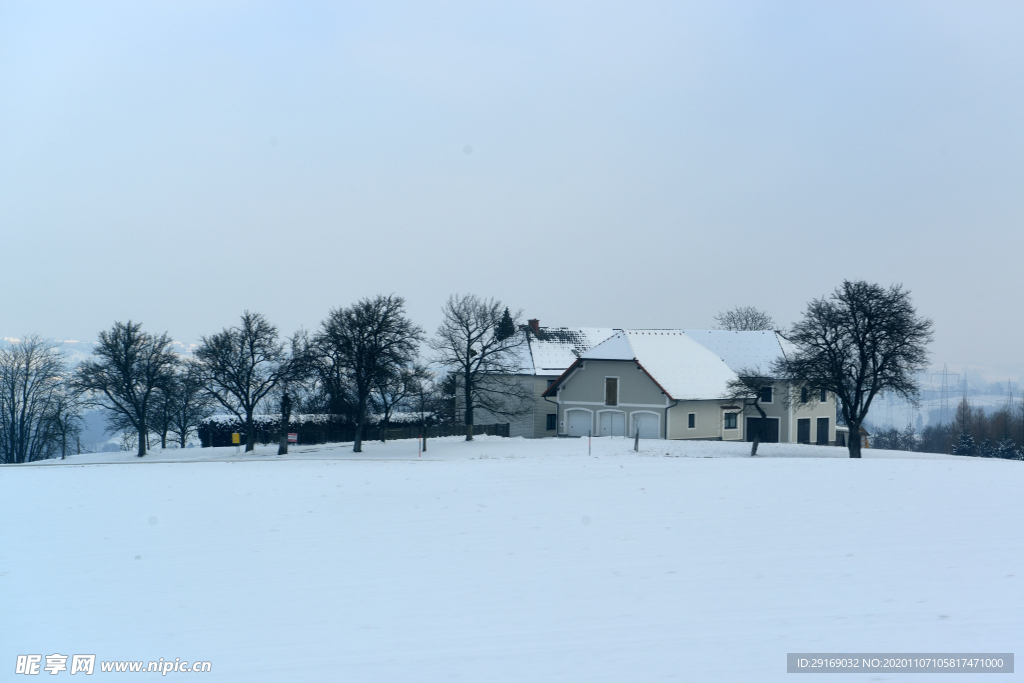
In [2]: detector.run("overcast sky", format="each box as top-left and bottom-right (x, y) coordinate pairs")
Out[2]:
(2, 1), (1022, 378)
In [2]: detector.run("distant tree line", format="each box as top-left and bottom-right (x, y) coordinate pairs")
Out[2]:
(1, 293), (527, 461)
(872, 396), (1024, 459)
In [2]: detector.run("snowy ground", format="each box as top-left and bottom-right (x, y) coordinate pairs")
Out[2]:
(2, 437), (1021, 681)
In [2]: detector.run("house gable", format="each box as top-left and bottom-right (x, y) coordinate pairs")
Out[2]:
(557, 359), (668, 408)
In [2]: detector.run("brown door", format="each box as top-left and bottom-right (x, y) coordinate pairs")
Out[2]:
(816, 417), (829, 445)
(797, 418), (811, 444)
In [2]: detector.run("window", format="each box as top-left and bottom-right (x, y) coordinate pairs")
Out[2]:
(604, 377), (618, 406)
(546, 414), (557, 430)
(801, 387), (808, 403)
(820, 388), (827, 402)
(547, 379), (556, 389)
(687, 413), (696, 429)
(724, 412), (737, 430)
(759, 386), (773, 403)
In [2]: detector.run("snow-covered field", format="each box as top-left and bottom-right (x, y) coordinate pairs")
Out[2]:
(2, 437), (1021, 681)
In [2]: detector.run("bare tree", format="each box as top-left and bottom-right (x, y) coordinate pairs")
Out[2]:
(0, 336), (73, 463)
(774, 281), (932, 458)
(409, 369), (441, 452)
(714, 306), (776, 331)
(167, 358), (215, 450)
(723, 368), (776, 456)
(74, 321), (179, 457)
(47, 384), (84, 460)
(429, 294), (529, 441)
(374, 363), (429, 442)
(312, 295), (423, 453)
(149, 383), (175, 449)
(196, 311), (292, 453)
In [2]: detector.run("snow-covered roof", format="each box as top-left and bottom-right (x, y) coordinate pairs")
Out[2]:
(546, 328), (801, 400)
(580, 330), (739, 400)
(578, 330), (633, 361)
(679, 330), (789, 373)
(518, 327), (616, 375)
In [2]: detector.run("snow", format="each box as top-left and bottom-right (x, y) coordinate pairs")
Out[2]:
(580, 330), (635, 361)
(682, 329), (788, 373)
(518, 327), (617, 375)
(583, 330), (739, 399)
(3, 438), (1021, 682)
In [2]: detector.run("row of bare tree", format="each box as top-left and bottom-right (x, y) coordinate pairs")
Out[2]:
(2, 293), (528, 461)
(4, 280), (936, 462)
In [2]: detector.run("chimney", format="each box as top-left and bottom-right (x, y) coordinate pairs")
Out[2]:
(528, 319), (540, 335)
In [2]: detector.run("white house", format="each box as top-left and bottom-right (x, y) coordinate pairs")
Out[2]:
(543, 329), (837, 443)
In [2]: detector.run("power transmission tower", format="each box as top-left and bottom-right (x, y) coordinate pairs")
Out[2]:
(940, 364), (950, 426)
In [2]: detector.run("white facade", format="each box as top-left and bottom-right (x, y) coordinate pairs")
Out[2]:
(546, 330), (838, 444)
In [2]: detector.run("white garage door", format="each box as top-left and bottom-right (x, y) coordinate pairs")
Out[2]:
(566, 410), (592, 437)
(634, 413), (659, 439)
(599, 412), (625, 437)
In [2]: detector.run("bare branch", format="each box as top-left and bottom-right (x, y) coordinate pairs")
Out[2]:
(714, 306), (776, 331)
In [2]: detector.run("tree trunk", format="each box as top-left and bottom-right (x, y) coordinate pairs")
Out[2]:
(245, 412), (255, 452)
(353, 398), (365, 453)
(180, 434), (187, 450)
(750, 402), (767, 456)
(137, 419), (147, 457)
(278, 433), (288, 455)
(848, 421), (863, 458)
(278, 394), (291, 456)
(160, 430), (167, 449)
(464, 372), (474, 442)
(278, 411), (289, 455)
